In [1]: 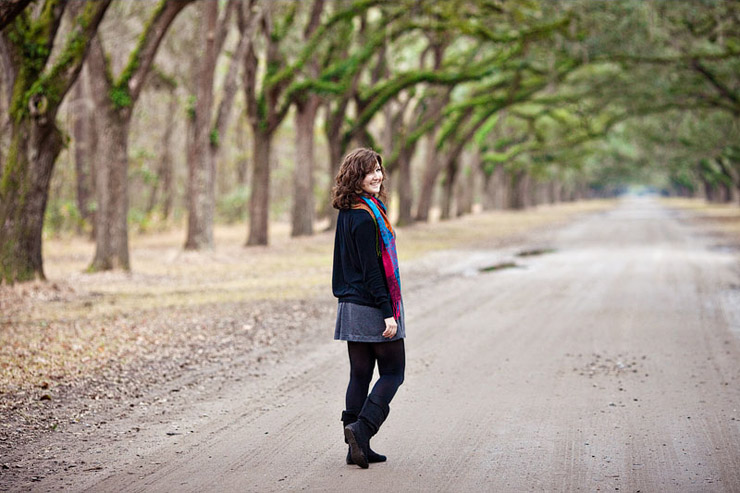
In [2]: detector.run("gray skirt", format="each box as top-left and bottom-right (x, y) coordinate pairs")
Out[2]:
(334, 301), (405, 343)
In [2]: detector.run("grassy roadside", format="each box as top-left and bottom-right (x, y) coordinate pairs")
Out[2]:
(0, 200), (614, 396)
(661, 197), (740, 238)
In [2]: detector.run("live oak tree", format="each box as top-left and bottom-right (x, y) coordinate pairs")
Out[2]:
(242, 0), (391, 245)
(0, 0), (110, 283)
(290, 0), (324, 238)
(184, 0), (237, 250)
(86, 0), (194, 271)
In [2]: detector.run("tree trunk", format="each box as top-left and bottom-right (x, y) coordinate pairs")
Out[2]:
(246, 129), (271, 246)
(89, 108), (131, 271)
(185, 0), (218, 250)
(0, 119), (64, 282)
(72, 74), (95, 229)
(416, 134), (441, 222)
(532, 181), (546, 206)
(457, 151), (478, 216)
(481, 170), (495, 211)
(160, 93), (177, 220)
(87, 39), (130, 271)
(322, 128), (344, 229)
(457, 163), (475, 217)
(491, 165), (507, 209)
(291, 95), (320, 237)
(548, 180), (562, 204)
(146, 93), (176, 217)
(88, 0), (194, 271)
(396, 147), (415, 226)
(440, 156), (459, 220)
(508, 169), (530, 210)
(235, 116), (249, 186)
(0, 0), (110, 283)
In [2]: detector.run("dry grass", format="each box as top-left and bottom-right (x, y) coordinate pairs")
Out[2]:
(0, 200), (614, 395)
(660, 197), (740, 237)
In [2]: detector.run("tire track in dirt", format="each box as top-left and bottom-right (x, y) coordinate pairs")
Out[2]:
(11, 197), (740, 492)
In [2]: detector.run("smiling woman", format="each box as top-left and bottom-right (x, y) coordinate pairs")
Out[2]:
(330, 148), (406, 469)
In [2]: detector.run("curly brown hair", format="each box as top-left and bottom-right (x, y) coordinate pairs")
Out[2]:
(331, 148), (387, 210)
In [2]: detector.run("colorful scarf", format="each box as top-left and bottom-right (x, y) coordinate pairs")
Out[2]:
(353, 195), (403, 321)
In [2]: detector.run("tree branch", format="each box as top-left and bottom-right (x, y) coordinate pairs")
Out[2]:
(212, 2), (258, 146)
(214, 0), (237, 57)
(39, 0), (111, 111)
(0, 0), (32, 30)
(691, 59), (740, 113)
(604, 49), (740, 65)
(121, 0), (195, 105)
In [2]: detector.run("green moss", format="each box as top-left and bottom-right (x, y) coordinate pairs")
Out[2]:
(0, 127), (38, 284)
(209, 129), (219, 147)
(1, 133), (22, 193)
(150, 66), (178, 90)
(117, 0), (168, 89)
(257, 94), (268, 130)
(186, 95), (196, 120)
(109, 85), (132, 109)
(266, 60), (281, 80)
(9, 0), (103, 122)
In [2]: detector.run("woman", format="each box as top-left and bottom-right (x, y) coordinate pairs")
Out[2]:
(331, 148), (405, 469)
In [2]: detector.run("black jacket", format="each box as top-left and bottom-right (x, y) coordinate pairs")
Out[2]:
(332, 209), (393, 318)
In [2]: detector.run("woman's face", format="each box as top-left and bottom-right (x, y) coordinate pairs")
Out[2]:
(361, 161), (383, 195)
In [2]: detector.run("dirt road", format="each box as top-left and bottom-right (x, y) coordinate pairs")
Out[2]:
(11, 197), (740, 492)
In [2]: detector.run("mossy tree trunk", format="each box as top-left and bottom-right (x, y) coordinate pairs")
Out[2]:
(85, 0), (194, 271)
(88, 100), (131, 270)
(0, 0), (32, 30)
(242, 1), (321, 246)
(0, 0), (110, 283)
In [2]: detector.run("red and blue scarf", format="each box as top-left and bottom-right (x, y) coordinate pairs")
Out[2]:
(354, 196), (403, 321)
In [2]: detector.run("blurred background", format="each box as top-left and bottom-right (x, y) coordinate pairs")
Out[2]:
(1, 0), (737, 283)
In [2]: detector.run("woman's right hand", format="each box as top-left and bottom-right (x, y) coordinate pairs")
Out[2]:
(382, 317), (398, 339)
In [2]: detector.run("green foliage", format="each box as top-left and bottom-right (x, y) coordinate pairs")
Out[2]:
(210, 129), (219, 147)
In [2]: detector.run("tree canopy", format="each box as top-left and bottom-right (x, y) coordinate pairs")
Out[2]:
(0, 0), (738, 283)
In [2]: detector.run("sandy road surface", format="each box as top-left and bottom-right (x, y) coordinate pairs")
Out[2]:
(13, 197), (740, 492)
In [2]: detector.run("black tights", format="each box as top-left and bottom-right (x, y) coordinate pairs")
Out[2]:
(345, 339), (405, 413)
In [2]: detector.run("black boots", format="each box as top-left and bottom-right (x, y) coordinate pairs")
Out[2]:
(343, 395), (390, 469)
(341, 410), (387, 465)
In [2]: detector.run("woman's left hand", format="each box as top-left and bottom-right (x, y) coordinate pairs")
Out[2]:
(382, 317), (397, 338)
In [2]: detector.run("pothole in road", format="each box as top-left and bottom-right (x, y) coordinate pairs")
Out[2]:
(478, 262), (522, 273)
(516, 247), (558, 257)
